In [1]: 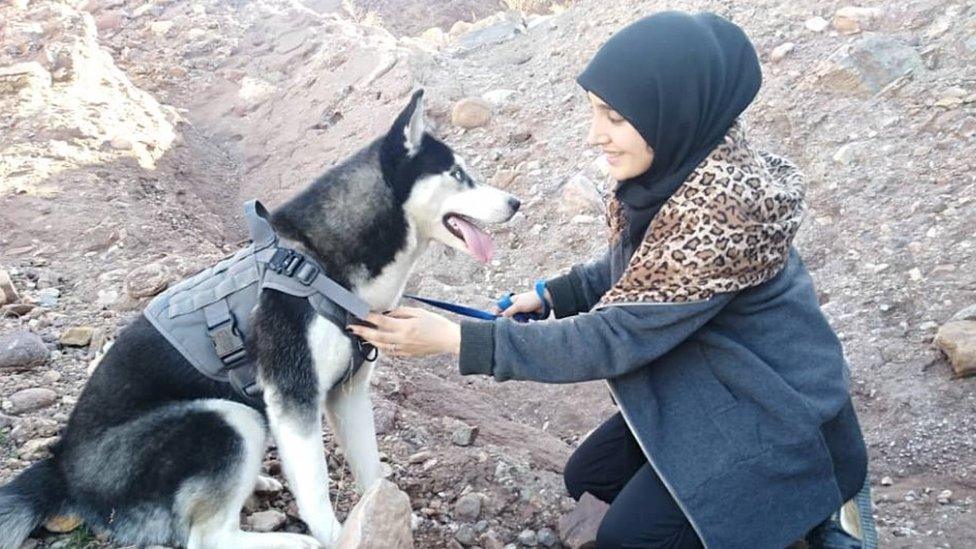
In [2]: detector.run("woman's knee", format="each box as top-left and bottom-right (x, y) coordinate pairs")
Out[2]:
(562, 449), (588, 501)
(596, 504), (703, 549)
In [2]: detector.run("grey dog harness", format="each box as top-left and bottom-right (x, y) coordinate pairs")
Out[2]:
(143, 200), (374, 402)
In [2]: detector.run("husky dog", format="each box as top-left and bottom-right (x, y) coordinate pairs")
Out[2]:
(0, 90), (520, 549)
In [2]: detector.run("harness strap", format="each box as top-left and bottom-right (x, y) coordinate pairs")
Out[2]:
(245, 202), (371, 321)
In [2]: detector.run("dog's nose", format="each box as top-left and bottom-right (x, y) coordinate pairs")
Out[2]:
(508, 197), (521, 213)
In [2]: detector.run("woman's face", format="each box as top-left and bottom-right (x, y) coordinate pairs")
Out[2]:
(586, 92), (654, 181)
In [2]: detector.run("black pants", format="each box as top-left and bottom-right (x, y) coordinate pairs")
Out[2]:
(564, 413), (704, 549)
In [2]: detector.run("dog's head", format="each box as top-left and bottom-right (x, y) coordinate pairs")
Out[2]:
(380, 90), (520, 264)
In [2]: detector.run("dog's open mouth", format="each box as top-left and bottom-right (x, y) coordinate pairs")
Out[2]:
(443, 213), (494, 264)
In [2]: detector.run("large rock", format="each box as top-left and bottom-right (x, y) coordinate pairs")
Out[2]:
(6, 388), (59, 414)
(832, 6), (884, 34)
(815, 36), (924, 95)
(0, 331), (49, 370)
(934, 321), (976, 378)
(0, 269), (20, 305)
(558, 175), (605, 217)
(125, 262), (173, 298)
(451, 98), (492, 129)
(557, 493), (609, 549)
(337, 479), (413, 549)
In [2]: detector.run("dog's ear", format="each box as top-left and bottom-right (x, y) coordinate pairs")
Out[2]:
(386, 89), (425, 158)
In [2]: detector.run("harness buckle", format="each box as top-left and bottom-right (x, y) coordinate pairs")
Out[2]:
(295, 262), (319, 285)
(268, 248), (303, 277)
(208, 319), (246, 365)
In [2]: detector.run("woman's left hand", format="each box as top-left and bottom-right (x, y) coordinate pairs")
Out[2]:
(348, 307), (461, 358)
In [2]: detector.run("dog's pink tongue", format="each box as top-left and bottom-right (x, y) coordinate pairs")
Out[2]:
(453, 217), (494, 263)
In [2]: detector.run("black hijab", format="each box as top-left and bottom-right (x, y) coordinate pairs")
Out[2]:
(577, 11), (762, 266)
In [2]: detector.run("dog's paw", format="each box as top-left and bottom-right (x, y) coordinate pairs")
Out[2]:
(254, 475), (284, 494)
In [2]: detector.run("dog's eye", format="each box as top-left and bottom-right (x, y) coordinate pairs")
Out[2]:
(450, 167), (464, 181)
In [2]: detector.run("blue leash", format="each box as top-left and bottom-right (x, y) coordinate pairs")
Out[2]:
(404, 280), (550, 323)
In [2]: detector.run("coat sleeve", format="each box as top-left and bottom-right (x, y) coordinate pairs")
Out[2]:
(458, 293), (735, 383)
(545, 249), (613, 318)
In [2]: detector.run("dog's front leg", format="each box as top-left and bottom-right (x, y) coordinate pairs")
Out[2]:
(265, 390), (342, 547)
(325, 361), (382, 493)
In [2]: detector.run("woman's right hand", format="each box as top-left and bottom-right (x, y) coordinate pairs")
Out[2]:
(493, 289), (549, 318)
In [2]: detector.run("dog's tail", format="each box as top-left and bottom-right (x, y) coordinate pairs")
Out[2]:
(0, 458), (68, 549)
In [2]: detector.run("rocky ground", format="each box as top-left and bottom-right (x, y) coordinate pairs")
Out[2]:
(1, 0), (975, 547)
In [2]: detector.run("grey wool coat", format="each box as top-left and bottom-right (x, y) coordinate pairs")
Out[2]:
(458, 247), (868, 548)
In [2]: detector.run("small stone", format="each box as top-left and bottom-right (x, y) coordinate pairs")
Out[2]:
(517, 529), (538, 546)
(479, 531), (506, 549)
(59, 326), (94, 347)
(934, 321), (976, 378)
(96, 289), (119, 309)
(34, 287), (60, 307)
(373, 398), (398, 435)
(482, 89), (517, 106)
(109, 137), (133, 150)
(937, 490), (952, 504)
(804, 16), (830, 33)
(771, 42), (795, 63)
(509, 129), (532, 144)
(125, 262), (173, 299)
(247, 510), (286, 532)
(456, 523), (478, 546)
(0, 331), (49, 370)
(3, 303), (34, 317)
(454, 492), (483, 522)
(881, 476), (893, 486)
(833, 143), (856, 165)
(44, 514), (83, 533)
(452, 98), (492, 129)
(451, 423), (479, 447)
(0, 269), (20, 305)
(19, 436), (58, 460)
(537, 527), (558, 547)
(832, 6), (883, 34)
(6, 388), (58, 414)
(150, 21), (174, 36)
(408, 450), (432, 464)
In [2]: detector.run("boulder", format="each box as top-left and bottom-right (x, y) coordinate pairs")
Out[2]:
(934, 321), (976, 378)
(815, 36), (924, 95)
(557, 493), (609, 549)
(0, 331), (49, 370)
(6, 388), (59, 415)
(337, 479), (413, 548)
(451, 98), (492, 129)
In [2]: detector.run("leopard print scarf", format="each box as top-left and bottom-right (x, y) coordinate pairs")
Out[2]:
(598, 122), (806, 305)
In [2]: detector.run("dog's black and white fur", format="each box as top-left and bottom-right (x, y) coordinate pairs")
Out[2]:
(0, 90), (519, 549)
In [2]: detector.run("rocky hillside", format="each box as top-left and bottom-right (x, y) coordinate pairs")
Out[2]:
(1, 0), (974, 547)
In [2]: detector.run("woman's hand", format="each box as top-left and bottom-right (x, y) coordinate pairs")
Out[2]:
(492, 289), (552, 318)
(348, 307), (461, 358)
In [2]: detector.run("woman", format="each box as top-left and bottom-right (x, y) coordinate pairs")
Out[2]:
(351, 11), (868, 549)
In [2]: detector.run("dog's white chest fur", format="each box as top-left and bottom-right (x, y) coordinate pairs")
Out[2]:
(306, 316), (354, 393)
